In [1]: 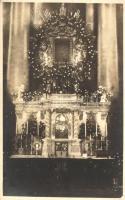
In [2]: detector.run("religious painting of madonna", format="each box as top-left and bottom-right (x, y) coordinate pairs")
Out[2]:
(3, 1), (123, 198)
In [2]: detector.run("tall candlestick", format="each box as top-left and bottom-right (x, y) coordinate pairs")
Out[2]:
(96, 122), (97, 137)
(105, 121), (108, 151)
(90, 134), (91, 141)
(37, 121), (39, 137)
(83, 112), (87, 138)
(20, 134), (22, 148)
(85, 122), (86, 138)
(72, 111), (74, 139)
(16, 116), (18, 135)
(26, 121), (28, 135)
(105, 121), (108, 138)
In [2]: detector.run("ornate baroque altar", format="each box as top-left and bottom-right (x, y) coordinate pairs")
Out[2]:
(11, 4), (112, 158)
(13, 94), (110, 158)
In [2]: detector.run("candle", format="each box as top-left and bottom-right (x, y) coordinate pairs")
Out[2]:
(96, 122), (97, 137)
(90, 134), (91, 141)
(85, 122), (86, 138)
(27, 121), (28, 135)
(20, 134), (22, 149)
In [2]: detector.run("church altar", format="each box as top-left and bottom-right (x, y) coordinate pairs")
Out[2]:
(10, 4), (112, 159)
(13, 94), (110, 158)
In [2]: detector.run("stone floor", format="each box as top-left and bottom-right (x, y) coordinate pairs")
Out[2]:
(3, 157), (123, 197)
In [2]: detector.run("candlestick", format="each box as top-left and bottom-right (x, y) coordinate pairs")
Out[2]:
(37, 121), (39, 136)
(30, 143), (32, 155)
(85, 122), (86, 138)
(27, 121), (28, 135)
(105, 121), (108, 138)
(96, 122), (97, 137)
(20, 134), (22, 148)
(105, 121), (108, 151)
(90, 134), (91, 141)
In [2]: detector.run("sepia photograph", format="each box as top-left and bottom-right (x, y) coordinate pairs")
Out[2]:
(2, 1), (123, 198)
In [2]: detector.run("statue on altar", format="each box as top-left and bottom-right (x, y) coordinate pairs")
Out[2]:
(100, 92), (107, 103)
(59, 3), (66, 16)
(17, 84), (25, 101)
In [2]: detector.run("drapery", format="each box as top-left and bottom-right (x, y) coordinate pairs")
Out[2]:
(86, 4), (94, 32)
(33, 3), (43, 27)
(98, 4), (119, 96)
(6, 3), (120, 96)
(7, 3), (30, 94)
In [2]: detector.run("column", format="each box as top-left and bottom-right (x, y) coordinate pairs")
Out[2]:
(83, 111), (87, 138)
(49, 110), (52, 138)
(16, 113), (23, 153)
(42, 110), (50, 157)
(68, 112), (72, 139)
(86, 4), (94, 32)
(16, 116), (18, 135)
(45, 110), (50, 138)
(98, 4), (119, 96)
(26, 121), (28, 135)
(7, 3), (30, 95)
(105, 121), (108, 138)
(95, 113), (98, 137)
(105, 117), (108, 151)
(37, 111), (41, 136)
(74, 111), (79, 138)
(51, 112), (56, 139)
(72, 110), (81, 157)
(96, 112), (102, 134)
(37, 122), (39, 137)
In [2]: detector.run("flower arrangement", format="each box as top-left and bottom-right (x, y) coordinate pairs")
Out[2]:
(82, 86), (113, 103)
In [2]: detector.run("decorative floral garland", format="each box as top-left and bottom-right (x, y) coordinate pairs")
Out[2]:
(12, 85), (112, 103)
(28, 9), (97, 94)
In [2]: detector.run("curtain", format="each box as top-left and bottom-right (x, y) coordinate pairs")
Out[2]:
(7, 3), (30, 94)
(33, 3), (43, 27)
(98, 4), (119, 96)
(86, 4), (94, 32)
